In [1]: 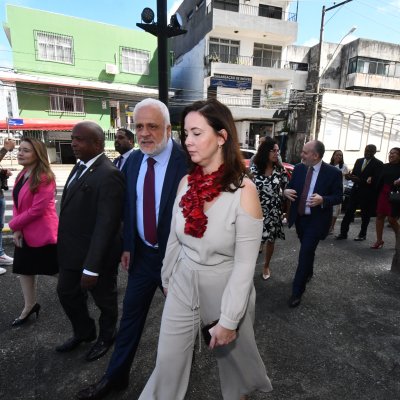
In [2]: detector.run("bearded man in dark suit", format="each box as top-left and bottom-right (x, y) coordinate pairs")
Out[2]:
(76, 98), (187, 400)
(284, 140), (342, 308)
(56, 121), (125, 361)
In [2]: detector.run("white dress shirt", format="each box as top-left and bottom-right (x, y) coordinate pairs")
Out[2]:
(305, 160), (322, 215)
(118, 148), (134, 170)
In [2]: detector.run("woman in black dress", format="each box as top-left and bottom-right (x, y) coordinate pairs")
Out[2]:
(10, 138), (58, 326)
(371, 147), (400, 249)
(250, 137), (288, 280)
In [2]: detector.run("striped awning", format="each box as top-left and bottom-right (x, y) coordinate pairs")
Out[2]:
(0, 118), (80, 131)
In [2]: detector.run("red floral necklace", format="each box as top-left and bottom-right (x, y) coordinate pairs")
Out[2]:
(179, 164), (224, 238)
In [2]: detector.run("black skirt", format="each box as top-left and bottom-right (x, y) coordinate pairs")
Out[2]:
(13, 243), (58, 276)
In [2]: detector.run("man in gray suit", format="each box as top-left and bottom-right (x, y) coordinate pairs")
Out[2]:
(56, 122), (125, 362)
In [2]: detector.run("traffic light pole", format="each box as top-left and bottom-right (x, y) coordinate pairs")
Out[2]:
(137, 0), (186, 106)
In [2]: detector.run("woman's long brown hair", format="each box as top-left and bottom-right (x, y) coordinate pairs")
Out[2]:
(19, 137), (55, 193)
(180, 98), (246, 192)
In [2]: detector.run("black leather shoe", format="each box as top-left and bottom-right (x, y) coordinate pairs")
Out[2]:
(85, 338), (115, 362)
(354, 235), (366, 241)
(335, 234), (347, 240)
(56, 334), (96, 353)
(288, 295), (302, 308)
(76, 376), (129, 400)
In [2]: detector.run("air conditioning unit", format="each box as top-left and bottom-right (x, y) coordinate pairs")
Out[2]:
(105, 63), (119, 75)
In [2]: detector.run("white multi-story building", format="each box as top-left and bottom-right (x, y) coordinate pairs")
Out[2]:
(288, 38), (400, 166)
(171, 0), (304, 150)
(171, 1), (400, 167)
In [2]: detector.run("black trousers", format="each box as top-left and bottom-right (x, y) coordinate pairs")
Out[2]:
(340, 193), (371, 237)
(57, 268), (118, 341)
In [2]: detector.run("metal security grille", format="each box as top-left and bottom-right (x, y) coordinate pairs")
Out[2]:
(35, 31), (74, 64)
(49, 87), (84, 114)
(120, 47), (150, 75)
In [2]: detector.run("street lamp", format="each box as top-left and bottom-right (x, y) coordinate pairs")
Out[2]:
(137, 0), (187, 106)
(310, 0), (354, 140)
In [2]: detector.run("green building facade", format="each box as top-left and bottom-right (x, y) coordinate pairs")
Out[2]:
(2, 5), (160, 162)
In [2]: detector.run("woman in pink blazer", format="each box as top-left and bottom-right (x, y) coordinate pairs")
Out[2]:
(9, 137), (58, 326)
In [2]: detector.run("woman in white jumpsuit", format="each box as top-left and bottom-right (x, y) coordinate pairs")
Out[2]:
(139, 99), (272, 400)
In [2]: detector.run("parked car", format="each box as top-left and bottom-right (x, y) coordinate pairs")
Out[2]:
(240, 148), (294, 179)
(240, 148), (256, 168)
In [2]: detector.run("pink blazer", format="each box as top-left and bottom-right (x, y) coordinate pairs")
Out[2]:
(9, 173), (58, 247)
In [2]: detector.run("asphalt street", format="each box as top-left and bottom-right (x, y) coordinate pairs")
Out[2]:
(0, 164), (399, 399)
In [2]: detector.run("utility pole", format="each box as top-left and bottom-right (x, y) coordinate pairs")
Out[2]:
(137, 0), (186, 106)
(310, 0), (353, 140)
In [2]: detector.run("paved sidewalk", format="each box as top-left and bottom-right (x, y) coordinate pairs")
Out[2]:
(1, 216), (399, 399)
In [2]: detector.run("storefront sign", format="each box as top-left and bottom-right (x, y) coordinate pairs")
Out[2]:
(210, 74), (252, 89)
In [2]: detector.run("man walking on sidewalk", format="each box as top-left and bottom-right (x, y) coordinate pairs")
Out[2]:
(336, 144), (383, 241)
(56, 122), (125, 361)
(76, 99), (187, 400)
(284, 140), (342, 308)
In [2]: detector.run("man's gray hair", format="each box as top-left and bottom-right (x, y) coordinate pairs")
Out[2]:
(134, 98), (170, 126)
(313, 140), (325, 158)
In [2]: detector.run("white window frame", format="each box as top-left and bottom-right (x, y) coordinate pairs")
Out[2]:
(120, 47), (150, 75)
(49, 87), (84, 114)
(35, 31), (74, 64)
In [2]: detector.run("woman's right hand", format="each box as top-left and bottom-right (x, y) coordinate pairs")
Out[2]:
(209, 323), (237, 349)
(13, 231), (23, 247)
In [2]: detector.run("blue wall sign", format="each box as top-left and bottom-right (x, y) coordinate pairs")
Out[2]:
(210, 74), (252, 89)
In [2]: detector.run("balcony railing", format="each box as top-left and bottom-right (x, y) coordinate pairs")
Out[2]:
(216, 89), (290, 109)
(206, 54), (283, 69)
(208, 1), (297, 22)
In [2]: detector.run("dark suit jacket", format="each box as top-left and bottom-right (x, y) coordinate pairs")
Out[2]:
(122, 140), (187, 261)
(350, 156), (383, 210)
(58, 154), (125, 274)
(287, 161), (342, 239)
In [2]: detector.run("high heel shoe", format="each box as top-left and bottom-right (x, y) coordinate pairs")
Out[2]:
(12, 303), (41, 327)
(370, 241), (384, 249)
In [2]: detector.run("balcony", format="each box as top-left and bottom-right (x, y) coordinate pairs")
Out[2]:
(346, 72), (400, 92)
(216, 88), (290, 109)
(206, 53), (281, 68)
(209, 1), (297, 22)
(205, 53), (296, 81)
(209, 1), (297, 45)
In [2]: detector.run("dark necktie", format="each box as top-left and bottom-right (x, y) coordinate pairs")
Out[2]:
(68, 163), (86, 190)
(114, 156), (122, 170)
(143, 158), (157, 245)
(297, 166), (313, 216)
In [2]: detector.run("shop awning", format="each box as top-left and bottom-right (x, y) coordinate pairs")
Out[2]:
(0, 118), (80, 131)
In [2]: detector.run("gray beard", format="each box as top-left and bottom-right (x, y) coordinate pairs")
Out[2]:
(140, 135), (168, 156)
